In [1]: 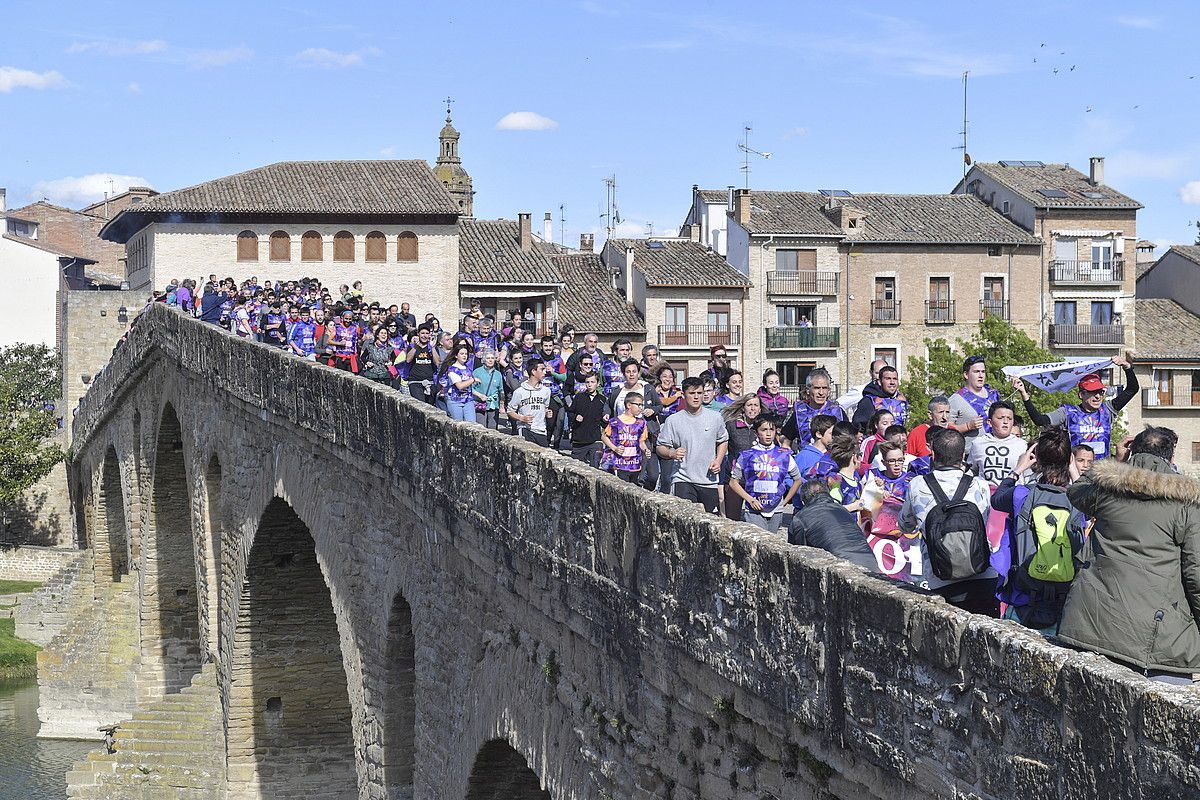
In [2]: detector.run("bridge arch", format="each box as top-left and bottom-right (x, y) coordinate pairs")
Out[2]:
(96, 446), (130, 583)
(226, 496), (357, 799)
(200, 453), (223, 655)
(465, 738), (551, 799)
(144, 401), (203, 697)
(383, 590), (416, 797)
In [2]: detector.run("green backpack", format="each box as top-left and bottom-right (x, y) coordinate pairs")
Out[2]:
(1014, 483), (1082, 591)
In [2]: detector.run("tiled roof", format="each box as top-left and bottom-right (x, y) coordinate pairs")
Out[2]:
(1134, 299), (1200, 360)
(459, 219), (563, 285)
(101, 161), (458, 242)
(1137, 260), (1157, 280)
(1, 233), (92, 260)
(738, 192), (1040, 244)
(552, 253), (645, 335)
(607, 238), (751, 287)
(696, 188), (728, 204)
(969, 162), (1142, 210)
(1140, 245), (1200, 283)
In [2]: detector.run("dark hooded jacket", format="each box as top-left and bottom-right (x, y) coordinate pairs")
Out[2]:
(788, 492), (879, 573)
(1059, 453), (1200, 675)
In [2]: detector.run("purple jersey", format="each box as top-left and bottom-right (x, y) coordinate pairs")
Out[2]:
(870, 393), (909, 426)
(443, 363), (475, 404)
(735, 445), (794, 511)
(1062, 403), (1112, 459)
(333, 323), (358, 355)
(605, 417), (646, 472)
(956, 385), (1001, 433)
(871, 467), (913, 502)
(288, 319), (317, 356)
(791, 399), (846, 445)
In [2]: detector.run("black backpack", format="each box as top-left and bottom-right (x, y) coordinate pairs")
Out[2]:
(922, 473), (990, 581)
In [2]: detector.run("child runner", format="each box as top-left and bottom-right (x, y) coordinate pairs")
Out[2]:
(729, 418), (801, 533)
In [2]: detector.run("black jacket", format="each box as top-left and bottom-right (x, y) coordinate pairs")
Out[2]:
(788, 493), (879, 573)
(570, 391), (609, 445)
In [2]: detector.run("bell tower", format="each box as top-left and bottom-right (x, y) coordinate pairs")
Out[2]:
(434, 97), (473, 218)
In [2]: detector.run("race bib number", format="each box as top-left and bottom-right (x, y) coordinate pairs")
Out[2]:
(1088, 440), (1107, 456)
(752, 479), (779, 495)
(622, 447), (637, 457)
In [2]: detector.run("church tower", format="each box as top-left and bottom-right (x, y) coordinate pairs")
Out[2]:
(434, 99), (473, 218)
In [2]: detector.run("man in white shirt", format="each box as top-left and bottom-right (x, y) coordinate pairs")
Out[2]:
(967, 401), (1028, 486)
(507, 358), (553, 446)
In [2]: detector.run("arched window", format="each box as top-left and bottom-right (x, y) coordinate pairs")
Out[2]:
(269, 231), (291, 262)
(237, 230), (259, 261)
(333, 231), (355, 262)
(301, 231), (323, 262)
(396, 231), (418, 262)
(365, 231), (387, 262)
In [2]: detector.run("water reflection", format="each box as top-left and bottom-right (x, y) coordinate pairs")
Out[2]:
(0, 680), (94, 800)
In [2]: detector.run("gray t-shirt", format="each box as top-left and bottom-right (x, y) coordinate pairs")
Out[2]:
(967, 432), (1028, 486)
(509, 382), (551, 435)
(657, 407), (729, 487)
(948, 390), (986, 438)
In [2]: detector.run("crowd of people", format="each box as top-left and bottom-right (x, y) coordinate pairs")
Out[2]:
(153, 274), (1200, 684)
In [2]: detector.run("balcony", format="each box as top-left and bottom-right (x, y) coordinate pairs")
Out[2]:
(980, 299), (1009, 321)
(925, 300), (956, 324)
(657, 325), (741, 348)
(766, 270), (839, 296)
(871, 300), (901, 324)
(766, 326), (840, 350)
(1049, 258), (1125, 284)
(1143, 387), (1200, 409)
(1048, 324), (1125, 346)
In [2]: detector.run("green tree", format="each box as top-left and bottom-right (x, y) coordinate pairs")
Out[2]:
(901, 315), (1079, 428)
(0, 344), (64, 506)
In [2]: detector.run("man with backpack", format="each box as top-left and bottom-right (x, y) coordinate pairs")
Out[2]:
(897, 428), (997, 612)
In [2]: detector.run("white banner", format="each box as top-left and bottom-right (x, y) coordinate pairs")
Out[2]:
(1001, 357), (1114, 394)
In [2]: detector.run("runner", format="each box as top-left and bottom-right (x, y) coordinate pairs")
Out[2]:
(948, 355), (1000, 437)
(852, 364), (908, 429)
(601, 393), (650, 483)
(507, 357), (553, 446)
(782, 368), (845, 452)
(656, 376), (729, 513)
(1012, 356), (1138, 459)
(729, 418), (801, 532)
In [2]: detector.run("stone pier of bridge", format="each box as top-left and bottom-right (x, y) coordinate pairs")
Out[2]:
(38, 304), (1200, 799)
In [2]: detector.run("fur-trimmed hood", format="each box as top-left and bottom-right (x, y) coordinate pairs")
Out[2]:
(1086, 453), (1200, 505)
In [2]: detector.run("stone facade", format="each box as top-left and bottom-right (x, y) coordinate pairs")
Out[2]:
(58, 303), (1200, 799)
(0, 545), (79, 582)
(59, 289), (143, 445)
(640, 285), (747, 376)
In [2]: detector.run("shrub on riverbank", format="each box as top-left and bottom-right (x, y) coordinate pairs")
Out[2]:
(0, 618), (39, 679)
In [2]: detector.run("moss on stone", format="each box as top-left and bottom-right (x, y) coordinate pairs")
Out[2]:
(0, 618), (40, 679)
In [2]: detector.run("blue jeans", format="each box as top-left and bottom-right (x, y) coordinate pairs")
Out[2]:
(446, 398), (474, 422)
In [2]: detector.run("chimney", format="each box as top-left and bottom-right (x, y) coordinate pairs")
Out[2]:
(1089, 156), (1104, 186)
(580, 233), (595, 253)
(734, 188), (751, 227)
(685, 223), (701, 243)
(518, 212), (532, 251)
(0, 187), (6, 213)
(624, 245), (635, 300)
(544, 212), (553, 243)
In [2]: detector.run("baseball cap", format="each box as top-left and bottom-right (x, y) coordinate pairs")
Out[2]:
(1078, 373), (1105, 392)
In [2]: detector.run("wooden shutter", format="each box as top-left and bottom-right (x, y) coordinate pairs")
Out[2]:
(237, 231), (258, 261)
(365, 231), (386, 262)
(797, 250), (818, 270)
(269, 231), (290, 262)
(301, 231), (322, 261)
(396, 232), (418, 262)
(333, 231), (354, 262)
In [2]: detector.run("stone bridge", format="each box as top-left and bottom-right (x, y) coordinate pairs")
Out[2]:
(48, 303), (1200, 799)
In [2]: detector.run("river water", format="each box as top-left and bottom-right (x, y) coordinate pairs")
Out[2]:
(0, 679), (93, 800)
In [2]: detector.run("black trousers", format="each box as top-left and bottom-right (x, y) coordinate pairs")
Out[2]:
(672, 482), (721, 514)
(408, 380), (436, 406)
(521, 429), (550, 447)
(571, 441), (603, 467)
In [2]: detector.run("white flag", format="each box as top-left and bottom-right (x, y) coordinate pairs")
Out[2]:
(1001, 357), (1114, 394)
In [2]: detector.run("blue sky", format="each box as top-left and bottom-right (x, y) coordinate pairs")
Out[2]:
(3, 1), (1198, 251)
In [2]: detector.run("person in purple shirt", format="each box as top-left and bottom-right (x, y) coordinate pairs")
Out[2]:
(782, 367), (845, 449)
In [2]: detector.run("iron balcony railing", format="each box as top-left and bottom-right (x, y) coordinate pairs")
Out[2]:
(1049, 258), (1125, 284)
(656, 325), (741, 348)
(1143, 386), (1200, 408)
(766, 270), (840, 295)
(980, 299), (1009, 320)
(765, 326), (840, 349)
(871, 299), (901, 323)
(925, 300), (955, 324)
(1048, 323), (1125, 345)
(777, 384), (841, 402)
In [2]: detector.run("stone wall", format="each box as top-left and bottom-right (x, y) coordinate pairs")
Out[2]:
(0, 545), (80, 582)
(65, 304), (1200, 799)
(13, 551), (87, 646)
(60, 289), (143, 444)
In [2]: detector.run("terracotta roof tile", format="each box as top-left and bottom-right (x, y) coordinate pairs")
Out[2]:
(606, 238), (751, 287)
(552, 253), (645, 335)
(969, 162), (1142, 210)
(1135, 299), (1200, 360)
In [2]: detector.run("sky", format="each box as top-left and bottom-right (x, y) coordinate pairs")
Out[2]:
(3, 0), (1199, 252)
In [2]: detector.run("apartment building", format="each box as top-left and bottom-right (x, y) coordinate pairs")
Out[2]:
(602, 233), (749, 377)
(724, 188), (1041, 393)
(953, 158), (1141, 362)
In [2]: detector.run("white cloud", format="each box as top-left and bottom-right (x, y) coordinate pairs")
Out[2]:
(66, 38), (167, 56)
(782, 126), (808, 140)
(495, 111), (559, 131)
(380, 145), (397, 157)
(33, 173), (152, 207)
(185, 45), (253, 68)
(127, 82), (142, 94)
(0, 66), (68, 93)
(1179, 182), (1200, 205)
(295, 46), (380, 68)
(1115, 16), (1160, 29)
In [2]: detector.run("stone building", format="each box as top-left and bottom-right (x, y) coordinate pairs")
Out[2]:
(433, 107), (474, 218)
(723, 188), (1041, 393)
(602, 234), (750, 377)
(98, 160), (463, 324)
(953, 158), (1141, 366)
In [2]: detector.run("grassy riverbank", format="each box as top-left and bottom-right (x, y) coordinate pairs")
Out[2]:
(0, 619), (39, 680)
(0, 580), (41, 595)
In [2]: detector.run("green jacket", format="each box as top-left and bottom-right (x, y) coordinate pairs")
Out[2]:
(1060, 454), (1200, 675)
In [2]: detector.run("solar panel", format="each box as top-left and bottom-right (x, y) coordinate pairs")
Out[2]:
(1037, 188), (1069, 198)
(1082, 192), (1108, 199)
(818, 189), (853, 198)
(999, 160), (1046, 167)
(646, 241), (666, 249)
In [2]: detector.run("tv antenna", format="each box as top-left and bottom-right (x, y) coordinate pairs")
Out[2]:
(558, 204), (566, 247)
(952, 71), (970, 176)
(601, 175), (621, 238)
(737, 125), (771, 188)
